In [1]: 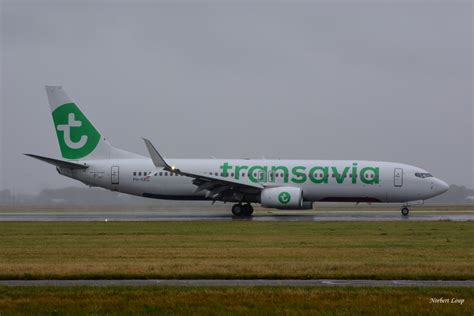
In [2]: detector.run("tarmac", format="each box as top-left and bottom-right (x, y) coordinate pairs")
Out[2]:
(0, 209), (472, 221)
(0, 279), (472, 287)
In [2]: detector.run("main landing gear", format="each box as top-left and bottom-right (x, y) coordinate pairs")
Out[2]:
(401, 207), (410, 216)
(231, 203), (254, 217)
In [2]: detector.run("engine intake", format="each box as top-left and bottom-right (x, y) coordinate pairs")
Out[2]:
(261, 187), (312, 209)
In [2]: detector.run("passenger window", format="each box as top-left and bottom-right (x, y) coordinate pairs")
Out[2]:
(138, 172), (142, 176)
(242, 173), (246, 177)
(133, 172), (136, 176)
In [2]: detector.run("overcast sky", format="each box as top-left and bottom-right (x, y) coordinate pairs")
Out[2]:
(1, 1), (473, 194)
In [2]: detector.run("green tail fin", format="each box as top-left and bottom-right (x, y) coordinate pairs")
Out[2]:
(45, 86), (142, 160)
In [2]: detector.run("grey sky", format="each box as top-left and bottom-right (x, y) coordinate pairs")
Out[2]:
(1, 1), (473, 194)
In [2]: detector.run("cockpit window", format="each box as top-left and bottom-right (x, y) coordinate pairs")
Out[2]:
(415, 172), (433, 178)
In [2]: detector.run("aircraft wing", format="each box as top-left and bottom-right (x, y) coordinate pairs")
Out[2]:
(142, 138), (263, 201)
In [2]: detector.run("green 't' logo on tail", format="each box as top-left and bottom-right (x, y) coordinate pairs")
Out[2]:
(278, 192), (291, 204)
(52, 103), (100, 159)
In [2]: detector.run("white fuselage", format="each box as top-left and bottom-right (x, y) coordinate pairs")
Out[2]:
(34, 86), (449, 212)
(59, 158), (449, 204)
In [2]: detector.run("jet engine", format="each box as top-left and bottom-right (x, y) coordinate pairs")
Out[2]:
(260, 187), (313, 209)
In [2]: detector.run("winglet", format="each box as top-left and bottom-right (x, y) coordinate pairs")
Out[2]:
(142, 138), (173, 170)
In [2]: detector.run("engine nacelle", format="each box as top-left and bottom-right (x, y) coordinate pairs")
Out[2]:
(261, 187), (312, 209)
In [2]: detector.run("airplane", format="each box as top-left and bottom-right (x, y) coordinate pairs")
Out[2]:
(26, 86), (449, 217)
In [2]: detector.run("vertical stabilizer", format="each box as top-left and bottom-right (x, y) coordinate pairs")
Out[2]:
(45, 86), (142, 160)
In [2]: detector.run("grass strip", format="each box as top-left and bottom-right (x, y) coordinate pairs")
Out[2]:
(0, 286), (472, 315)
(0, 221), (472, 280)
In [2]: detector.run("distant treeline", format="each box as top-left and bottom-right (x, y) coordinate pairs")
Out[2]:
(0, 185), (473, 206)
(0, 187), (193, 206)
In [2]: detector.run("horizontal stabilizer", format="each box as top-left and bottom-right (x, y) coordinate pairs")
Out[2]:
(24, 154), (88, 169)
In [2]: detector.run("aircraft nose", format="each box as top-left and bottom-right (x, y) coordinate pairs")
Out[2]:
(434, 178), (449, 195)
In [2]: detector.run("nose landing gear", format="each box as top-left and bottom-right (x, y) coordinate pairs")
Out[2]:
(401, 207), (410, 216)
(400, 200), (423, 216)
(231, 203), (254, 217)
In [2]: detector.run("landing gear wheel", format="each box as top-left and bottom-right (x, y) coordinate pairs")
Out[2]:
(401, 207), (410, 216)
(242, 204), (254, 217)
(232, 204), (254, 217)
(232, 204), (243, 216)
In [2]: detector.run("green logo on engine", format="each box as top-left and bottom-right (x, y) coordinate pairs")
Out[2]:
(278, 192), (291, 204)
(52, 103), (101, 159)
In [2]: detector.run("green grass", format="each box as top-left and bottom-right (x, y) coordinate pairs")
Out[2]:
(0, 221), (472, 280)
(0, 286), (472, 315)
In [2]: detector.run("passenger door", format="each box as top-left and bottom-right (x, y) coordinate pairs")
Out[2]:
(111, 166), (119, 185)
(394, 168), (403, 187)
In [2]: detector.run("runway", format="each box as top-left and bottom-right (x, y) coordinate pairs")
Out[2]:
(0, 209), (472, 221)
(0, 279), (472, 287)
